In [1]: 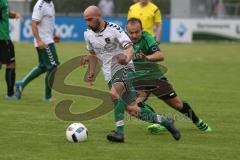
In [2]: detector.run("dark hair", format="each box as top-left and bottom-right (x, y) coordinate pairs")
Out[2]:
(126, 18), (143, 29)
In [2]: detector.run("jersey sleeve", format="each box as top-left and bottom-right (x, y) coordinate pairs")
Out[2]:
(154, 8), (162, 24)
(147, 44), (160, 55)
(144, 33), (160, 55)
(32, 4), (43, 22)
(84, 32), (95, 54)
(115, 27), (132, 49)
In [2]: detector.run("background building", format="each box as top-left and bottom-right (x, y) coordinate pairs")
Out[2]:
(9, 0), (31, 15)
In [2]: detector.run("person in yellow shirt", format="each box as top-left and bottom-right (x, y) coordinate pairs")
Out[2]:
(128, 0), (162, 43)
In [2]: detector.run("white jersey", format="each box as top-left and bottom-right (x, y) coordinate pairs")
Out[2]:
(84, 22), (134, 82)
(32, 0), (55, 47)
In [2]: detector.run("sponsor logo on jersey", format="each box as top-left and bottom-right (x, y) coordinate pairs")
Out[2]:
(105, 38), (111, 44)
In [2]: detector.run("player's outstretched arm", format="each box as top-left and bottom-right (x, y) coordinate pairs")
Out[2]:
(80, 54), (98, 85)
(117, 44), (134, 65)
(155, 23), (162, 44)
(145, 51), (164, 62)
(86, 55), (98, 76)
(125, 44), (134, 63)
(32, 20), (45, 49)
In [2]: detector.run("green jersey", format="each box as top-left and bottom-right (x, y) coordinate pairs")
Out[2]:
(0, 0), (10, 40)
(132, 31), (165, 80)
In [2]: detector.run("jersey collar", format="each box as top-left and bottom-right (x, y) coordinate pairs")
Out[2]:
(99, 21), (108, 33)
(43, 0), (52, 3)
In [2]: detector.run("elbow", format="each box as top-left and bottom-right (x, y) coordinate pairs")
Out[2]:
(157, 51), (165, 61)
(160, 54), (164, 61)
(31, 22), (36, 30)
(31, 21), (39, 28)
(88, 54), (98, 63)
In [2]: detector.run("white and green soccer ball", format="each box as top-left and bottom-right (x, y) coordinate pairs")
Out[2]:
(66, 123), (88, 142)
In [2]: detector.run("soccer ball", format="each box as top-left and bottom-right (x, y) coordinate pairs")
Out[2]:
(66, 123), (88, 142)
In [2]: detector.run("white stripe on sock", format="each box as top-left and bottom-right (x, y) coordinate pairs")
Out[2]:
(116, 120), (124, 127)
(157, 115), (163, 123)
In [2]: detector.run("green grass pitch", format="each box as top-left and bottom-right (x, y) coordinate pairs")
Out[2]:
(0, 42), (239, 160)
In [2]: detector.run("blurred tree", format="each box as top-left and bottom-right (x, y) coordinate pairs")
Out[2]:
(30, 0), (171, 16)
(30, 0), (240, 16)
(224, 0), (240, 2)
(152, 0), (170, 17)
(30, 0), (99, 14)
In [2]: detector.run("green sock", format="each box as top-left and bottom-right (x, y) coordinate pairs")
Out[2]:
(113, 99), (126, 134)
(45, 69), (56, 99)
(138, 102), (167, 124)
(22, 67), (46, 89)
(141, 104), (155, 113)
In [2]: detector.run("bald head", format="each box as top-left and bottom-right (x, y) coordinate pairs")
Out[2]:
(83, 5), (102, 18)
(83, 5), (105, 32)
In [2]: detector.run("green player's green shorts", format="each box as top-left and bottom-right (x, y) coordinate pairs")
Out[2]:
(108, 68), (138, 105)
(36, 43), (60, 70)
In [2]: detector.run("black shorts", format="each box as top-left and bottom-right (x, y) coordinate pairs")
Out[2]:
(133, 77), (177, 100)
(0, 40), (15, 64)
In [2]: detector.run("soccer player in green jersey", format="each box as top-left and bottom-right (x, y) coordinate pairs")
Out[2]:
(0, 0), (23, 99)
(126, 18), (212, 133)
(15, 0), (60, 102)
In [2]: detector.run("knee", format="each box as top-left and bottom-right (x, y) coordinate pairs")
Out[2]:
(110, 84), (124, 100)
(136, 91), (148, 103)
(109, 90), (120, 101)
(172, 100), (183, 110)
(176, 100), (183, 108)
(166, 97), (183, 110)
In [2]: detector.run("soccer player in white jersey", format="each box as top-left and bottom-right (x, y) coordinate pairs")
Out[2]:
(82, 5), (181, 143)
(15, 0), (60, 102)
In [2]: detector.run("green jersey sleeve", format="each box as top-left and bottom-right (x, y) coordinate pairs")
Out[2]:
(142, 32), (160, 55)
(133, 32), (164, 80)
